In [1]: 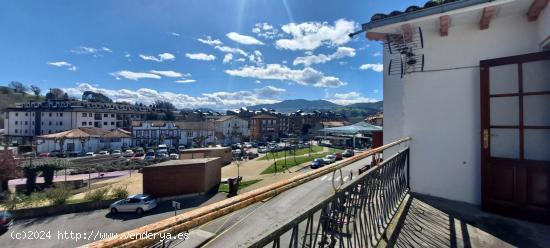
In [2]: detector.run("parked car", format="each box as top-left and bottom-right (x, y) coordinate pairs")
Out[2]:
(0, 211), (14, 231)
(243, 142), (253, 149)
(178, 145), (186, 152)
(158, 144), (168, 153)
(156, 152), (169, 159)
(50, 150), (67, 158)
(232, 149), (242, 156)
(84, 152), (95, 157)
(169, 153), (179, 160)
(342, 149), (355, 157)
(245, 151), (259, 159)
(310, 158), (324, 169)
(258, 146), (269, 153)
(98, 150), (110, 155)
(131, 153), (145, 161)
(109, 194), (157, 214)
(39, 152), (50, 157)
(334, 153), (343, 161)
(323, 154), (336, 164)
(145, 151), (156, 160)
(112, 149), (122, 157)
(123, 150), (134, 157)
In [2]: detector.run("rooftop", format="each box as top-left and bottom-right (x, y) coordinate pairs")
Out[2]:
(147, 157), (220, 167)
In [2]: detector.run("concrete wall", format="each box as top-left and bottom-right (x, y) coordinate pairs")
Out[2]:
(382, 12), (544, 204)
(537, 3), (550, 49)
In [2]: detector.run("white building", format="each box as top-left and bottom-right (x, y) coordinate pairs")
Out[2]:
(131, 121), (216, 148)
(364, 0), (549, 222)
(3, 99), (159, 145)
(36, 127), (132, 153)
(210, 115), (250, 145)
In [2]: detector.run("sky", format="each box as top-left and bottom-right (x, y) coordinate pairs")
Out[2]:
(0, 0), (425, 110)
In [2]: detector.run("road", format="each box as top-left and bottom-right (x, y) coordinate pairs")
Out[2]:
(200, 155), (372, 248)
(0, 192), (226, 248)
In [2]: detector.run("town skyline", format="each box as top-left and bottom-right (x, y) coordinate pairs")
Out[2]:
(0, 0), (425, 110)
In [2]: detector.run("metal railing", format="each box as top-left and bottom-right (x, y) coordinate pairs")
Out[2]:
(249, 148), (410, 248)
(84, 137), (411, 248)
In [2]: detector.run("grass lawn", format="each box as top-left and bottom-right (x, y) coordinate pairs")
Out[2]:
(260, 152), (331, 175)
(258, 145), (324, 161)
(218, 179), (263, 193)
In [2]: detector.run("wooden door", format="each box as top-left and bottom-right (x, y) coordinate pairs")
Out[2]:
(480, 51), (550, 224)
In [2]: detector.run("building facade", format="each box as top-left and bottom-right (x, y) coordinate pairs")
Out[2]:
(250, 114), (279, 141)
(210, 115), (250, 145)
(131, 121), (216, 148)
(3, 99), (160, 145)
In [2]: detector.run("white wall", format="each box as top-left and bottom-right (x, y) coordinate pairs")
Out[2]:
(537, 3), (550, 49)
(383, 13), (543, 204)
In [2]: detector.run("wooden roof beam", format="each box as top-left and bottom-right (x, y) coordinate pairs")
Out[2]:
(366, 32), (386, 41)
(479, 6), (496, 30)
(527, 0), (549, 22)
(440, 15), (450, 36)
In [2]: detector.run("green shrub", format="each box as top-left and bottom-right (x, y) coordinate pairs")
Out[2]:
(84, 187), (110, 201)
(45, 186), (71, 206)
(111, 186), (129, 199)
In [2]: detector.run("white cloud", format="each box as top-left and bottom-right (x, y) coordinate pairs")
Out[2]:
(63, 83), (281, 110)
(327, 91), (377, 105)
(149, 70), (183, 78)
(185, 53), (216, 61)
(275, 19), (357, 50)
(223, 54), (233, 64)
(225, 64), (346, 88)
(139, 53), (176, 62)
(248, 50), (263, 65)
(197, 36), (223, 46)
(70, 46), (112, 57)
(359, 63), (383, 72)
(226, 32), (264, 45)
(372, 51), (382, 57)
(110, 70), (162, 80)
(175, 79), (196, 84)
(170, 32), (181, 37)
(293, 47), (355, 66)
(235, 58), (246, 62)
(47, 61), (77, 71)
(252, 22), (280, 40)
(255, 85), (286, 97)
(214, 45), (247, 56)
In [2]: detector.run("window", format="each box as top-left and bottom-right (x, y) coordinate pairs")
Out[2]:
(82, 113), (87, 117)
(59, 113), (63, 117)
(48, 130), (52, 134)
(82, 122), (87, 126)
(59, 121), (63, 126)
(104, 114), (108, 117)
(104, 122), (108, 126)
(89, 122), (92, 126)
(15, 113), (18, 117)
(49, 121), (52, 126)
(187, 132), (193, 137)
(25, 113), (28, 116)
(49, 113), (52, 117)
(24, 130), (27, 134)
(24, 121), (28, 125)
(15, 121), (18, 125)
(111, 114), (115, 118)
(14, 129), (18, 134)
(111, 122), (115, 125)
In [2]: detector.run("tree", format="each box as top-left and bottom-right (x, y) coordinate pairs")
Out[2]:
(0, 151), (22, 193)
(163, 110), (175, 121)
(82, 91), (113, 103)
(30, 85), (41, 99)
(8, 81), (27, 94)
(154, 100), (176, 110)
(45, 88), (68, 100)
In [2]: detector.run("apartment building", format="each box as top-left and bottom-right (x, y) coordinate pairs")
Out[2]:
(131, 121), (216, 148)
(3, 99), (160, 144)
(209, 115), (250, 145)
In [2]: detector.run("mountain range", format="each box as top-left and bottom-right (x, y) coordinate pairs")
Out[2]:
(247, 99), (383, 113)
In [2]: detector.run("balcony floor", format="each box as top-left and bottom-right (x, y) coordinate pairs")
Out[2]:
(382, 193), (550, 248)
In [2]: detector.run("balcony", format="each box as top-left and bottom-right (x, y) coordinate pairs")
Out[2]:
(85, 138), (549, 248)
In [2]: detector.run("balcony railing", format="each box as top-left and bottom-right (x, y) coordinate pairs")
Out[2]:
(84, 137), (410, 248)
(249, 147), (409, 248)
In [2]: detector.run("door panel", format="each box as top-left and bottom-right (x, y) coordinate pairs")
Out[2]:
(481, 51), (550, 224)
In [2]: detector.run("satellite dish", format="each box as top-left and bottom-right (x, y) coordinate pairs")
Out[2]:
(385, 26), (425, 78)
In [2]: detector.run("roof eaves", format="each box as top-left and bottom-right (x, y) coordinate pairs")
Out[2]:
(363, 0), (492, 30)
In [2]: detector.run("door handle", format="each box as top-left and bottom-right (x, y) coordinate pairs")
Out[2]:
(483, 129), (489, 149)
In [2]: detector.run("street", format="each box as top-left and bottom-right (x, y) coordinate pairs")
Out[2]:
(0, 192), (226, 247)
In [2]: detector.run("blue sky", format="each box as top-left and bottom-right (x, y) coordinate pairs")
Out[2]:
(0, 0), (425, 110)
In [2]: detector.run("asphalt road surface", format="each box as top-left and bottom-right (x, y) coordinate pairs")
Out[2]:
(201, 155), (372, 248)
(0, 192), (226, 248)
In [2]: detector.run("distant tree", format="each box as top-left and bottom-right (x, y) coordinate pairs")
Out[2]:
(154, 100), (176, 110)
(82, 91), (113, 103)
(163, 110), (175, 121)
(30, 85), (41, 99)
(145, 112), (159, 120)
(45, 88), (68, 100)
(8, 81), (27, 94)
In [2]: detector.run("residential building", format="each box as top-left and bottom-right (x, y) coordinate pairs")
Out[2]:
(3, 99), (160, 145)
(210, 115), (250, 145)
(36, 127), (131, 153)
(131, 121), (216, 148)
(250, 114), (279, 141)
(365, 112), (383, 126)
(365, 0), (549, 222)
